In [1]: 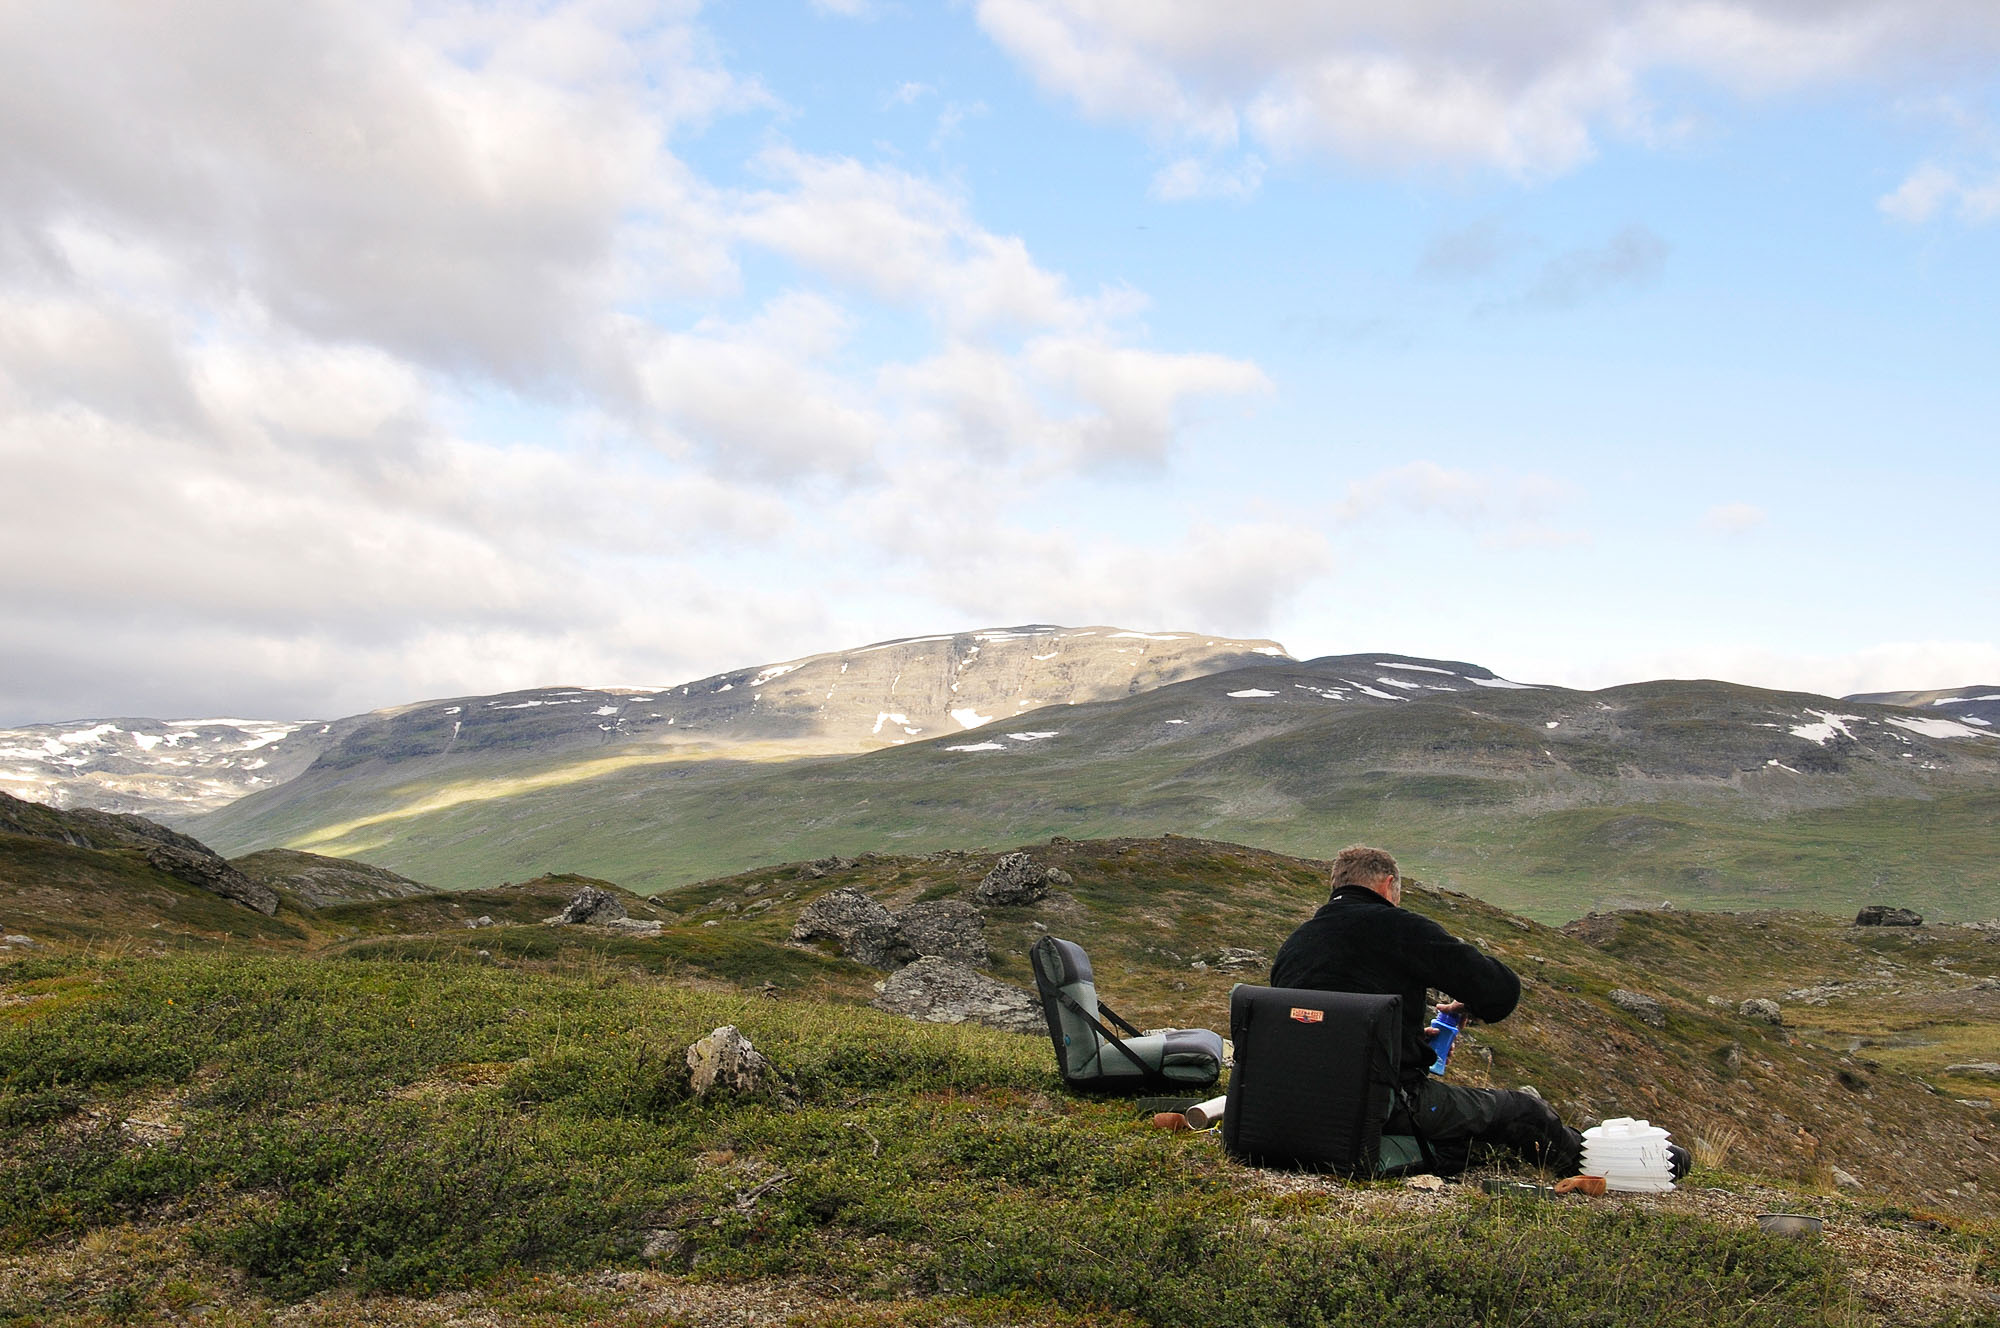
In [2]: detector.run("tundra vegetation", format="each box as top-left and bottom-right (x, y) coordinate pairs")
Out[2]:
(2, 836), (1998, 1326)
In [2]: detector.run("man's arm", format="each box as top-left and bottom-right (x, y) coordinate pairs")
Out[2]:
(1402, 913), (1520, 1022)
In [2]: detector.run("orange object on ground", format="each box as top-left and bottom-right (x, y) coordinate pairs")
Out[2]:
(1151, 1112), (1190, 1131)
(1554, 1175), (1608, 1196)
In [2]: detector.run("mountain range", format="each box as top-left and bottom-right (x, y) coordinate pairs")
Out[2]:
(4, 625), (1997, 922)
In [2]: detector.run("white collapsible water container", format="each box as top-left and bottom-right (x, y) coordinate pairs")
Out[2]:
(1580, 1117), (1676, 1193)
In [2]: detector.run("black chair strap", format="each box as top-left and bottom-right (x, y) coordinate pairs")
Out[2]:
(1055, 989), (1169, 1086)
(1393, 1083), (1442, 1174)
(1095, 998), (1146, 1040)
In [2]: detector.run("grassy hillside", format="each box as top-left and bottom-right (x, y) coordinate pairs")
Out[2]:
(5, 832), (2000, 1323)
(5, 947), (1997, 1327)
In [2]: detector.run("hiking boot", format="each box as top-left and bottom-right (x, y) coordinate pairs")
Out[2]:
(1668, 1142), (1691, 1181)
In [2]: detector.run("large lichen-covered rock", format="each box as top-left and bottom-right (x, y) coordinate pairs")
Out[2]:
(973, 852), (1069, 906)
(1854, 905), (1924, 927)
(790, 887), (914, 968)
(894, 899), (986, 964)
(1739, 998), (1784, 1025)
(685, 1025), (793, 1104)
(1608, 989), (1667, 1028)
(546, 885), (627, 925)
(144, 844), (279, 916)
(871, 958), (1043, 1035)
(229, 848), (429, 909)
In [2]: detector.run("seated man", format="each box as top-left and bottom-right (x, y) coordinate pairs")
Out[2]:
(1270, 844), (1584, 1176)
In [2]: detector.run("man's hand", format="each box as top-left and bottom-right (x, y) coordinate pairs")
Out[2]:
(1429, 999), (1469, 1028)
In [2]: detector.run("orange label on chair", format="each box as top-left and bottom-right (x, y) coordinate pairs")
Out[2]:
(1289, 1007), (1324, 1023)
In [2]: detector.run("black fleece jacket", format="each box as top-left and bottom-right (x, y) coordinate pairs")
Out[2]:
(1269, 886), (1521, 1088)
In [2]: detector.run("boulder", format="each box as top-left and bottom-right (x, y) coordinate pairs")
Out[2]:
(1609, 989), (1667, 1028)
(1738, 998), (1784, 1025)
(547, 886), (627, 925)
(145, 844), (280, 916)
(974, 852), (1056, 906)
(894, 899), (986, 964)
(1212, 947), (1269, 972)
(871, 958), (1044, 1035)
(686, 1026), (793, 1103)
(790, 887), (915, 969)
(1945, 1063), (2000, 1080)
(1855, 906), (1924, 927)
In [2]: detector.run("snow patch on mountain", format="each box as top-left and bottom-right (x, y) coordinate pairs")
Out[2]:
(1885, 716), (1993, 740)
(1791, 711), (1859, 745)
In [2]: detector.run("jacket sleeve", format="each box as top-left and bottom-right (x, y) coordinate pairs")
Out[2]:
(1403, 913), (1521, 1022)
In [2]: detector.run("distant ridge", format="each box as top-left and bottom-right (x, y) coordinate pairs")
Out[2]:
(1845, 684), (2000, 731)
(2, 626), (1285, 822)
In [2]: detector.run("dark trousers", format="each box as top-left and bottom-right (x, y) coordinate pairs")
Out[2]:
(1395, 1079), (1583, 1176)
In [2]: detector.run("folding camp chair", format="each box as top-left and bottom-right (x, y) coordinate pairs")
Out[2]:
(1029, 935), (1223, 1094)
(1221, 983), (1435, 1176)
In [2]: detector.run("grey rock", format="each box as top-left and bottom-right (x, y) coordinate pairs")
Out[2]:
(974, 851), (1052, 906)
(1855, 905), (1924, 927)
(790, 887), (915, 968)
(686, 1025), (792, 1103)
(604, 917), (663, 935)
(894, 899), (986, 964)
(144, 844), (280, 916)
(1, 933), (34, 948)
(1609, 989), (1667, 1028)
(1831, 1166), (1863, 1188)
(640, 1229), (684, 1261)
(1739, 998), (1784, 1025)
(1212, 947), (1268, 972)
(546, 886), (627, 925)
(462, 915), (495, 929)
(230, 848), (429, 909)
(1946, 1063), (2000, 1080)
(871, 957), (1043, 1034)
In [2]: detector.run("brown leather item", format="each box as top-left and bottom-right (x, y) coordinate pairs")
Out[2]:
(1554, 1175), (1607, 1196)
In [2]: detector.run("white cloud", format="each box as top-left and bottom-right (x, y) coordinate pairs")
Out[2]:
(1150, 155), (1267, 201)
(975, 0), (2000, 175)
(1337, 460), (1585, 547)
(1879, 162), (2000, 224)
(0, 0), (1277, 724)
(1702, 501), (1767, 534)
(1026, 338), (1273, 466)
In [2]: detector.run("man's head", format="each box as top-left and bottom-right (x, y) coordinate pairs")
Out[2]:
(1330, 844), (1401, 906)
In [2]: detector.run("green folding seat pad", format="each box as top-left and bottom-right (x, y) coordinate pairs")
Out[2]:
(1029, 935), (1223, 1093)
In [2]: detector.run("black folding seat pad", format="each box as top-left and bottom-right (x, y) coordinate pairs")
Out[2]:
(1222, 985), (1402, 1174)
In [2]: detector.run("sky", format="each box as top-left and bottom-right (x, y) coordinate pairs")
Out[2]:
(3, 0), (1998, 725)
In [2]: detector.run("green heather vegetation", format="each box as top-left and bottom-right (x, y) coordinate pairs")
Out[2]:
(4, 830), (2000, 1325)
(7, 948), (1983, 1328)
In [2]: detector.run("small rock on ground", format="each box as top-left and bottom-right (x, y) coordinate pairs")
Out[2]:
(1609, 989), (1667, 1028)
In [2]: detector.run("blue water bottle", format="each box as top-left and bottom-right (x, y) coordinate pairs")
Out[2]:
(1426, 1010), (1463, 1076)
